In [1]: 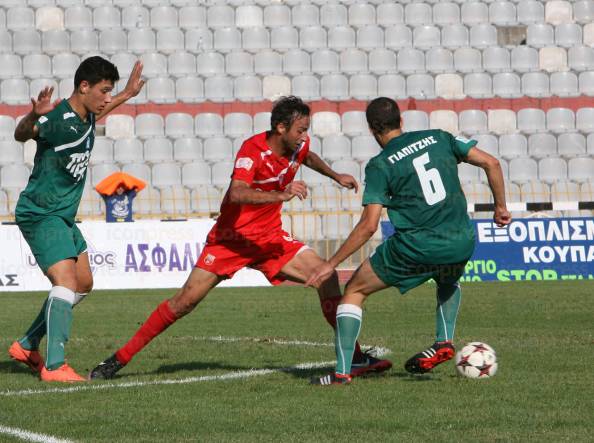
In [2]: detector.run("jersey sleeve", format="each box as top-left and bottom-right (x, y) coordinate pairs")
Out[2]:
(34, 115), (50, 142)
(362, 159), (391, 207)
(448, 131), (478, 162)
(231, 142), (259, 185)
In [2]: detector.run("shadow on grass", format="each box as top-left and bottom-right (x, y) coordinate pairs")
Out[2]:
(390, 371), (439, 382)
(113, 360), (336, 380)
(0, 360), (37, 376)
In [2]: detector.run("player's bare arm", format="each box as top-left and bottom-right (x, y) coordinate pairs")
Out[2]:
(228, 179), (308, 204)
(303, 151), (359, 192)
(95, 61), (145, 121)
(306, 203), (383, 287)
(14, 86), (60, 142)
(464, 147), (512, 227)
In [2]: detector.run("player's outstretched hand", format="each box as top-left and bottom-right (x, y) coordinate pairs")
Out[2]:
(335, 173), (359, 193)
(281, 180), (308, 201)
(306, 261), (336, 288)
(122, 61), (145, 98)
(494, 207), (511, 227)
(31, 86), (59, 116)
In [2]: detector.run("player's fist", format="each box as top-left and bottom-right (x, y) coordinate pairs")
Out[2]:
(494, 207), (511, 227)
(281, 180), (308, 201)
(335, 173), (359, 193)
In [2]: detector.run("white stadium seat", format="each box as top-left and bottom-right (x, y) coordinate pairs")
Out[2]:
(522, 72), (550, 98)
(528, 133), (557, 159)
(152, 162), (181, 188)
(459, 110), (488, 135)
(144, 137), (174, 164)
(517, 108), (546, 133)
(135, 113), (164, 139)
(464, 73), (493, 99)
(377, 3), (404, 27)
(176, 77), (204, 103)
(402, 110), (429, 132)
(0, 141), (23, 165)
(114, 138), (143, 165)
(174, 138), (202, 163)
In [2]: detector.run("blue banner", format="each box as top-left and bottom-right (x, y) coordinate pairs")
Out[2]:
(381, 218), (594, 282)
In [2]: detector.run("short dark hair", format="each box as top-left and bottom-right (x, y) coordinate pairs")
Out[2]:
(270, 96), (310, 131)
(74, 56), (120, 89)
(366, 97), (401, 135)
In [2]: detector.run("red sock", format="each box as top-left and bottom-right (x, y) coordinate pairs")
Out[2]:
(320, 296), (364, 360)
(116, 300), (178, 365)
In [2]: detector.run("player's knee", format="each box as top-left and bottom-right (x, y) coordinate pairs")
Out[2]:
(77, 276), (93, 294)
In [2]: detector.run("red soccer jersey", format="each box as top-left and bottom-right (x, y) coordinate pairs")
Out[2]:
(208, 132), (310, 242)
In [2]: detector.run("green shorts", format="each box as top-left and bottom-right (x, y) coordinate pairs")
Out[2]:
(370, 237), (469, 294)
(18, 216), (87, 273)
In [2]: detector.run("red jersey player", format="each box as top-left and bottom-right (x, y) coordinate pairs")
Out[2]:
(89, 96), (392, 380)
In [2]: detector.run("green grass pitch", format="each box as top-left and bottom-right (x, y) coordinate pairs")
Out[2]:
(1, 281), (593, 442)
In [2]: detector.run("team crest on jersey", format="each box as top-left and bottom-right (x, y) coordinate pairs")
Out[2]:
(235, 157), (254, 171)
(63, 112), (76, 120)
(204, 254), (216, 265)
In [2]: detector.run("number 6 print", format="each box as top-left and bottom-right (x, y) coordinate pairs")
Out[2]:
(412, 152), (446, 205)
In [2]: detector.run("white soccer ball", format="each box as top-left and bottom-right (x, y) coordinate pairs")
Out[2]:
(455, 342), (498, 379)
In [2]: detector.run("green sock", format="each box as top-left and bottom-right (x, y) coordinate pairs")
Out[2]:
(335, 304), (363, 376)
(18, 298), (48, 351)
(18, 292), (86, 352)
(45, 286), (76, 371)
(436, 282), (462, 342)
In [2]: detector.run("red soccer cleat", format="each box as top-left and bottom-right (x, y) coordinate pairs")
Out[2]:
(350, 349), (393, 377)
(40, 364), (86, 383)
(311, 373), (352, 386)
(8, 341), (44, 373)
(404, 341), (455, 374)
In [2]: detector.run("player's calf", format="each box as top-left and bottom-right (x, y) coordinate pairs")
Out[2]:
(404, 341), (455, 374)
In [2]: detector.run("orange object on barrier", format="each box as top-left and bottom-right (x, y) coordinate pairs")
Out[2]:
(95, 172), (146, 196)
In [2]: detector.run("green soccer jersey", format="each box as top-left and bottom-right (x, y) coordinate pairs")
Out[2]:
(362, 129), (476, 264)
(15, 99), (95, 223)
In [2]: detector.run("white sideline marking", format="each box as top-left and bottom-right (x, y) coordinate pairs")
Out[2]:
(0, 425), (75, 443)
(0, 361), (335, 398)
(177, 336), (392, 357)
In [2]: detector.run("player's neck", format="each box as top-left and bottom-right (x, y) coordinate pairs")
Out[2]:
(67, 95), (89, 122)
(377, 129), (403, 148)
(266, 132), (290, 158)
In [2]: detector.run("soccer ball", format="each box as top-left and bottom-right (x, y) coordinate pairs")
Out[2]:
(455, 342), (498, 379)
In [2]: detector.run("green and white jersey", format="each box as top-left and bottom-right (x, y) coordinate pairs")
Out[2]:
(16, 99), (95, 223)
(363, 129), (476, 263)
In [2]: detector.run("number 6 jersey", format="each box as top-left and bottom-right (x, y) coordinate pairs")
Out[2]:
(362, 129), (477, 263)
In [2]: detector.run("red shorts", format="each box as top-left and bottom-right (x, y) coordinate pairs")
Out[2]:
(196, 230), (308, 285)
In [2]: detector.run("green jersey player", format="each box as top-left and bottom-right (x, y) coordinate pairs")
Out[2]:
(8, 57), (145, 382)
(310, 97), (511, 385)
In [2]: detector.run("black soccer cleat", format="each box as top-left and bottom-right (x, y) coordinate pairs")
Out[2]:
(405, 341), (455, 374)
(350, 348), (393, 377)
(311, 373), (352, 386)
(88, 354), (125, 380)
